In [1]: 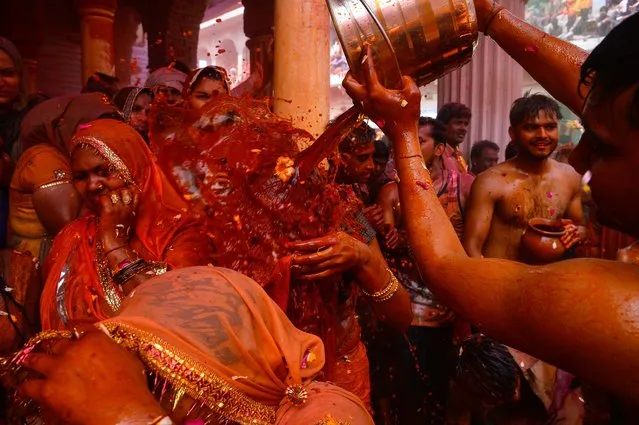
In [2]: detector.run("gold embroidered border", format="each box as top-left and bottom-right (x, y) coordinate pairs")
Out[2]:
(72, 136), (137, 188)
(36, 180), (72, 191)
(105, 323), (276, 425)
(312, 414), (352, 425)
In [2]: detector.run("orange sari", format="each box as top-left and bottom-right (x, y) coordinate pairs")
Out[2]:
(40, 119), (214, 330)
(7, 267), (373, 424)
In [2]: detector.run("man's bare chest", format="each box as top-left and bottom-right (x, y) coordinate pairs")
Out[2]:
(495, 179), (573, 227)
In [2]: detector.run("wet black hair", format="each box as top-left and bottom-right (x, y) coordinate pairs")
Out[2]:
(579, 12), (639, 128)
(190, 66), (231, 94)
(456, 334), (521, 406)
(419, 117), (447, 147)
(374, 137), (391, 160)
(436, 102), (472, 124)
(505, 141), (518, 160)
(82, 72), (119, 97)
(471, 140), (500, 160)
(338, 122), (377, 153)
(509, 93), (563, 127)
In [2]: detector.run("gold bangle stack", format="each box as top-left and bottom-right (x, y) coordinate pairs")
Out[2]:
(361, 268), (400, 303)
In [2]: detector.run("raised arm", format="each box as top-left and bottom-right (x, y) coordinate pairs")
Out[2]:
(343, 51), (639, 403)
(461, 175), (497, 257)
(474, 0), (589, 115)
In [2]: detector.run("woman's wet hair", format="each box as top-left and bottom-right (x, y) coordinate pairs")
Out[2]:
(579, 12), (639, 128)
(509, 93), (563, 127)
(191, 67), (231, 94)
(456, 334), (521, 406)
(338, 121), (377, 153)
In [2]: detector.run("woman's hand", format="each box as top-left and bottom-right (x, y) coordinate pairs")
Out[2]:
(288, 232), (371, 280)
(19, 329), (166, 425)
(342, 45), (421, 139)
(97, 187), (141, 250)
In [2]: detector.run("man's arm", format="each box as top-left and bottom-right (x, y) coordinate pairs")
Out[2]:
(462, 174), (496, 258)
(376, 182), (399, 228)
(474, 1), (589, 115)
(343, 54), (639, 404)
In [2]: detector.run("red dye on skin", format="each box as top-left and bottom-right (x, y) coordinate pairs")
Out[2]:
(416, 181), (430, 190)
(149, 96), (367, 378)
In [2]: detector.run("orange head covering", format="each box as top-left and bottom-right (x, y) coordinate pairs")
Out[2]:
(9, 267), (373, 425)
(104, 266), (373, 424)
(69, 119), (191, 257)
(40, 120), (212, 330)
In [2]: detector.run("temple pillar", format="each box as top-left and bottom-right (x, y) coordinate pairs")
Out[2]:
(113, 5), (141, 86)
(273, 0), (330, 143)
(75, 0), (117, 84)
(437, 0), (526, 159)
(242, 0), (275, 96)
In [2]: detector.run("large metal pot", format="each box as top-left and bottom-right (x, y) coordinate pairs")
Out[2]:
(327, 0), (479, 89)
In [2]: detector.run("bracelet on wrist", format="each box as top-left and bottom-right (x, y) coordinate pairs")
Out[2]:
(360, 268), (400, 303)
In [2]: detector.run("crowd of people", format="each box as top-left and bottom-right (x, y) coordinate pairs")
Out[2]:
(0, 0), (638, 424)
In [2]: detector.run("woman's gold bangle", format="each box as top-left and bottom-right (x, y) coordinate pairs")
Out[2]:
(361, 268), (400, 303)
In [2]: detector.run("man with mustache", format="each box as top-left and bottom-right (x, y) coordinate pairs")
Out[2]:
(462, 94), (585, 261)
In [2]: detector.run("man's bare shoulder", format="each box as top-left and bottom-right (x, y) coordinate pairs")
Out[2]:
(471, 162), (513, 193)
(550, 159), (582, 178)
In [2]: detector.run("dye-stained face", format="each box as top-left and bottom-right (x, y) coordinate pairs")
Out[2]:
(128, 93), (152, 137)
(154, 85), (182, 106)
(0, 49), (20, 109)
(473, 148), (500, 174)
(71, 147), (127, 213)
(445, 117), (470, 147)
(419, 124), (445, 168)
(372, 155), (389, 181)
(510, 110), (559, 160)
(570, 83), (639, 237)
(340, 143), (375, 184)
(188, 77), (228, 111)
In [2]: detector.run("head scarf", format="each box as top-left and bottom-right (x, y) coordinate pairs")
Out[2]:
(0, 37), (27, 112)
(40, 119), (211, 329)
(113, 87), (152, 121)
(145, 67), (188, 93)
(7, 267), (373, 424)
(16, 93), (122, 159)
(183, 66), (232, 97)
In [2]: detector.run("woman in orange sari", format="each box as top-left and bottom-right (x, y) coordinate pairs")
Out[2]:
(40, 119), (215, 330)
(6, 266), (373, 425)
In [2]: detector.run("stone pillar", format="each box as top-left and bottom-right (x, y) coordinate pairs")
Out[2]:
(75, 0), (117, 84)
(273, 0), (330, 143)
(113, 5), (141, 86)
(437, 0), (526, 159)
(243, 0), (275, 96)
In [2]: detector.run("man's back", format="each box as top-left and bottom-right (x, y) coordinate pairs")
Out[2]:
(464, 159), (582, 261)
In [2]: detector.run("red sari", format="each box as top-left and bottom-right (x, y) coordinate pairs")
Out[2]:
(40, 119), (214, 330)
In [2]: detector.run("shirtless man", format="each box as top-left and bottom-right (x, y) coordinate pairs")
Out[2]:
(16, 8), (639, 425)
(463, 94), (585, 262)
(342, 8), (639, 407)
